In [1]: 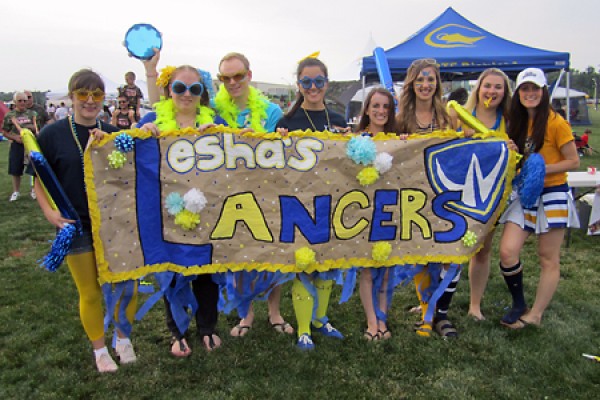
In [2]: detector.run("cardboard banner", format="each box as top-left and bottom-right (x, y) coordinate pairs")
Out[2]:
(85, 129), (517, 284)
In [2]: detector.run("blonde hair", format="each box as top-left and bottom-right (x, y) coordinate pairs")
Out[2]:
(464, 68), (512, 122)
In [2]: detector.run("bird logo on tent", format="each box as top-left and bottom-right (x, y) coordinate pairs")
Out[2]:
(425, 24), (485, 48)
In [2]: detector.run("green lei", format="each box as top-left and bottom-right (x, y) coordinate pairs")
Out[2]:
(154, 98), (215, 131)
(214, 85), (268, 133)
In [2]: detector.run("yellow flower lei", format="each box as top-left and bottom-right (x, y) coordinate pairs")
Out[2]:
(156, 65), (177, 88)
(154, 98), (215, 131)
(214, 85), (268, 133)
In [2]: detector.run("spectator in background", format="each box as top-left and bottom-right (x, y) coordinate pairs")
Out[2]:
(98, 105), (112, 124)
(47, 103), (56, 122)
(2, 92), (38, 201)
(447, 87), (469, 105)
(111, 95), (135, 130)
(118, 72), (143, 121)
(25, 90), (49, 129)
(54, 102), (69, 120)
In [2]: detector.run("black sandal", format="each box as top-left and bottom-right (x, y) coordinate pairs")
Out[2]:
(434, 319), (458, 338)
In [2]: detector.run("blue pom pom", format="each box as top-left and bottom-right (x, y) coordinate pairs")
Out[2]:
(514, 153), (546, 208)
(41, 223), (77, 272)
(165, 192), (185, 216)
(114, 133), (135, 153)
(198, 69), (215, 100)
(346, 136), (377, 165)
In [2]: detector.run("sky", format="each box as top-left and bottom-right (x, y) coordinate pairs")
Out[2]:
(3, 0), (599, 93)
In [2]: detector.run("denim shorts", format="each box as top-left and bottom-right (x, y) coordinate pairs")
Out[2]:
(69, 230), (94, 255)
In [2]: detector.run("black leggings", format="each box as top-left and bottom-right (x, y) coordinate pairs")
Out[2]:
(164, 274), (219, 339)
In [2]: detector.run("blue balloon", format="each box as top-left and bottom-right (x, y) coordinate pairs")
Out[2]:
(124, 23), (162, 60)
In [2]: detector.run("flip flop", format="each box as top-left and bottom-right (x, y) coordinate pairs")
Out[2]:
(270, 321), (294, 335)
(200, 333), (222, 351)
(378, 329), (392, 340)
(230, 324), (251, 337)
(170, 337), (191, 358)
(363, 330), (380, 341)
(503, 317), (540, 330)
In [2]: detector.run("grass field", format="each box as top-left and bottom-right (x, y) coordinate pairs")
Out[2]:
(1, 111), (600, 399)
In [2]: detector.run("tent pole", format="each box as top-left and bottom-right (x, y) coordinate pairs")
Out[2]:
(361, 75), (366, 105)
(566, 70), (571, 124)
(550, 69), (564, 101)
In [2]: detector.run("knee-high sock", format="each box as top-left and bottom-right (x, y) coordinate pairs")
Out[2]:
(435, 268), (461, 321)
(292, 278), (313, 337)
(414, 268), (431, 322)
(500, 261), (526, 309)
(313, 278), (333, 328)
(66, 252), (105, 342)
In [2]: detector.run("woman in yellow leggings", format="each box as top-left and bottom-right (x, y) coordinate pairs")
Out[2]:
(35, 69), (138, 372)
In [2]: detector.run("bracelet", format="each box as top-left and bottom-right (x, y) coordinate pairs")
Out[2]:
(146, 73), (158, 78)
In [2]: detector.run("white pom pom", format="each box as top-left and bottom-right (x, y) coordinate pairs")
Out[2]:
(183, 188), (207, 213)
(374, 152), (393, 174)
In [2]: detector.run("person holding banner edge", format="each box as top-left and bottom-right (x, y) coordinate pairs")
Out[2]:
(396, 58), (460, 338)
(34, 69), (139, 372)
(456, 68), (514, 321)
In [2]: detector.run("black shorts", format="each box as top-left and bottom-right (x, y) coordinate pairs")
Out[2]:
(8, 142), (25, 176)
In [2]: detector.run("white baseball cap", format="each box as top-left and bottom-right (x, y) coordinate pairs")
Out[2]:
(515, 68), (547, 90)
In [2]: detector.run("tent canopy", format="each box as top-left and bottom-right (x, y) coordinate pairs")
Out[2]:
(361, 7), (570, 82)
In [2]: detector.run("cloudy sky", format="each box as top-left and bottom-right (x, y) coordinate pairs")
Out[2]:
(3, 0), (598, 93)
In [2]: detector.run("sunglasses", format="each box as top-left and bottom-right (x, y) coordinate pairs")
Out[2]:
(118, 100), (128, 104)
(297, 75), (328, 90)
(410, 58), (439, 68)
(73, 88), (105, 102)
(171, 80), (205, 96)
(217, 71), (248, 83)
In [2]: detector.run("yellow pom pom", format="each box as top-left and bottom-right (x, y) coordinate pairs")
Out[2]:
(107, 150), (127, 169)
(357, 166), (379, 186)
(157, 65), (177, 88)
(372, 242), (392, 262)
(295, 247), (316, 269)
(174, 209), (201, 231)
(462, 231), (477, 247)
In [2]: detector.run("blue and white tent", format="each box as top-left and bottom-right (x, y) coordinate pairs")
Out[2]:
(361, 7), (570, 82)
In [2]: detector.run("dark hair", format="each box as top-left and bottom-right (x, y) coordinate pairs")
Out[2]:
(356, 88), (397, 133)
(508, 85), (551, 154)
(447, 87), (469, 105)
(163, 66), (210, 107)
(285, 58), (329, 119)
(68, 69), (105, 95)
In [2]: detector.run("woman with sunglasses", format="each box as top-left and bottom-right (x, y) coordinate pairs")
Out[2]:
(396, 59), (460, 338)
(34, 69), (138, 372)
(111, 95), (135, 130)
(211, 52), (294, 339)
(275, 57), (348, 350)
(457, 68), (513, 321)
(498, 68), (579, 329)
(139, 54), (221, 357)
(353, 88), (397, 340)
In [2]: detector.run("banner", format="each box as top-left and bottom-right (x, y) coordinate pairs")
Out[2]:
(85, 128), (517, 284)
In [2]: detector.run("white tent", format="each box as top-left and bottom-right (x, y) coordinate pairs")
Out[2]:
(551, 86), (591, 126)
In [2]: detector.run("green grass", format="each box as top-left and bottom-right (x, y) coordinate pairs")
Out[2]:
(2, 114), (600, 399)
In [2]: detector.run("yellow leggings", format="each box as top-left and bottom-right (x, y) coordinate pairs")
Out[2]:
(66, 252), (137, 342)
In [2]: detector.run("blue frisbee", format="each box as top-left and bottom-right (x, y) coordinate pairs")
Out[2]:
(124, 23), (162, 60)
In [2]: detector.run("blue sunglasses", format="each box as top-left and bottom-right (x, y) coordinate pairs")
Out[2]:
(171, 80), (204, 96)
(297, 75), (328, 90)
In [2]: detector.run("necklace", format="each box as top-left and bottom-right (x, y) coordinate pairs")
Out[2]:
(69, 116), (100, 192)
(415, 109), (435, 132)
(302, 106), (331, 132)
